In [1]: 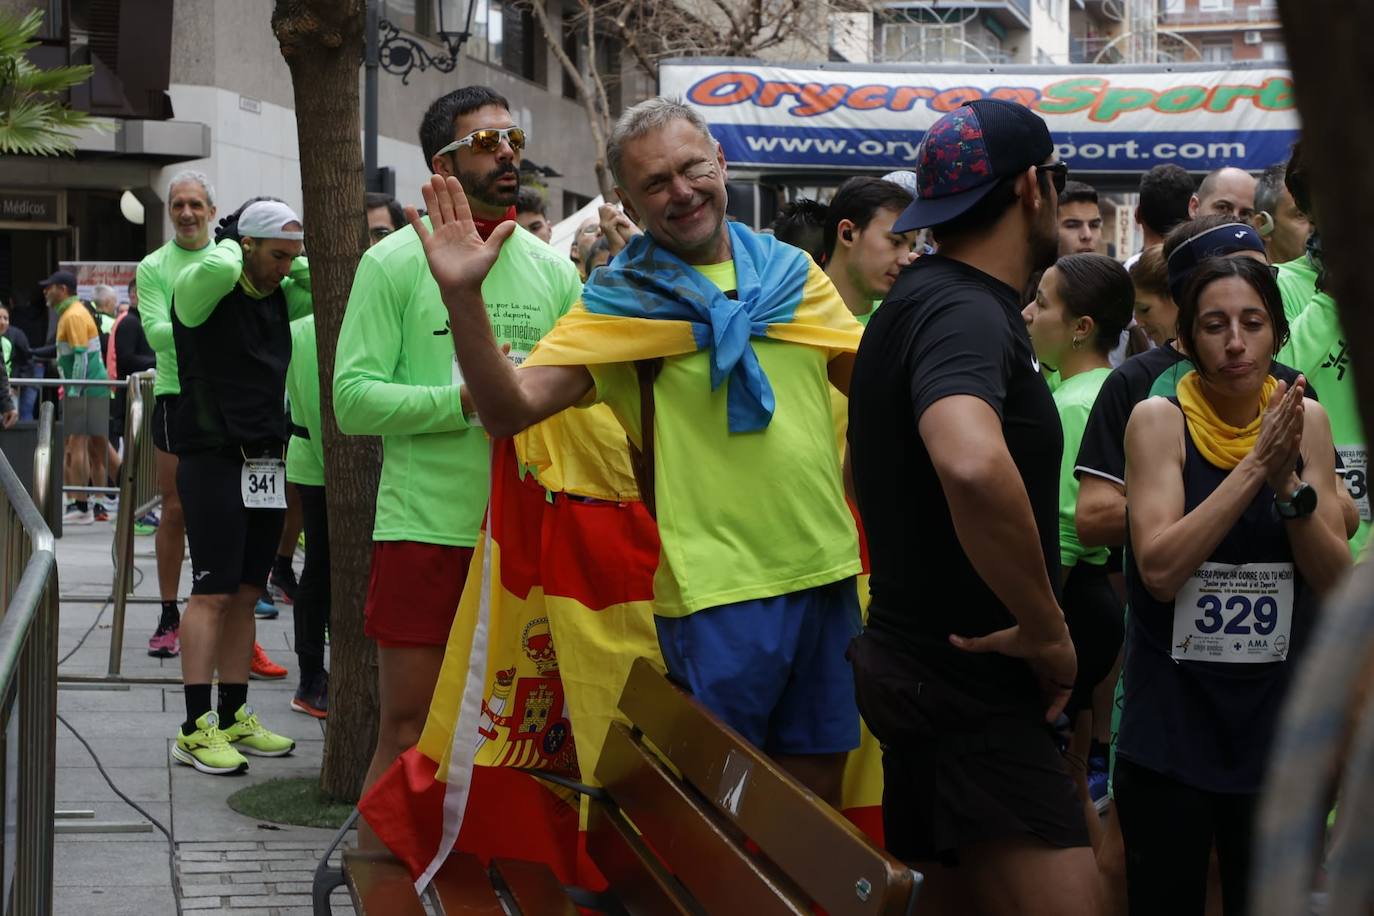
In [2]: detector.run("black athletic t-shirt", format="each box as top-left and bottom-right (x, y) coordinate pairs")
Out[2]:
(1075, 343), (1315, 487)
(849, 255), (1062, 706)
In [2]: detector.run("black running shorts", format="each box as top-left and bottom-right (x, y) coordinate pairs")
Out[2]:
(153, 394), (177, 453)
(176, 449), (285, 596)
(848, 629), (1090, 865)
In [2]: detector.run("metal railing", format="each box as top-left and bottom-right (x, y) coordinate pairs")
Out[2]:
(12, 373), (169, 684)
(0, 400), (59, 915)
(1160, 4), (1279, 26)
(105, 372), (158, 677)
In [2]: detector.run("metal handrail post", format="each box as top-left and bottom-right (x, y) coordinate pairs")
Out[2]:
(0, 402), (58, 915)
(106, 373), (149, 677)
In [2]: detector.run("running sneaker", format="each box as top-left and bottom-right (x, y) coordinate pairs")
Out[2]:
(147, 623), (180, 658)
(133, 511), (160, 536)
(62, 504), (93, 526)
(253, 597), (279, 620)
(290, 670), (328, 719)
(92, 502), (109, 522)
(269, 566), (299, 605)
(1088, 754), (1110, 814)
(171, 711), (249, 775)
(249, 642), (288, 680)
(221, 704), (295, 756)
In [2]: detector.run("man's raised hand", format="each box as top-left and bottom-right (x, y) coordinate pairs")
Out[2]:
(407, 175), (515, 307)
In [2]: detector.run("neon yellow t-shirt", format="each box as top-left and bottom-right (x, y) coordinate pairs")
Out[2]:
(1054, 367), (1112, 568)
(1275, 255), (1318, 324)
(831, 301), (879, 455)
(588, 260), (861, 617)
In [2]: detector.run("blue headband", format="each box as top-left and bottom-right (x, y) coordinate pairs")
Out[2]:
(1166, 222), (1267, 301)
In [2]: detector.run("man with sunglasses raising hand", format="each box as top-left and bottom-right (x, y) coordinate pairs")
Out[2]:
(334, 86), (581, 847)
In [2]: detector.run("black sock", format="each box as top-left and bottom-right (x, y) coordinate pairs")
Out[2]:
(273, 554), (294, 575)
(183, 684), (213, 733)
(1089, 739), (1110, 762)
(158, 601), (180, 630)
(75, 499), (88, 512)
(217, 683), (248, 724)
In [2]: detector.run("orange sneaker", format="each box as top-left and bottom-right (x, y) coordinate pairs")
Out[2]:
(249, 642), (288, 680)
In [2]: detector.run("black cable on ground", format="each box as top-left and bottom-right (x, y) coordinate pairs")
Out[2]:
(56, 596), (111, 667)
(56, 516), (151, 668)
(56, 711), (184, 916)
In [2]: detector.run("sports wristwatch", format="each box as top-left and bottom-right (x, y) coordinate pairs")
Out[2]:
(1274, 481), (1318, 520)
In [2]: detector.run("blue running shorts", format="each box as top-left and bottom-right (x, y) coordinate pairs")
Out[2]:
(655, 577), (862, 756)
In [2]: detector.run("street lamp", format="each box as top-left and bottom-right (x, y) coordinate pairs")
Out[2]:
(377, 0), (480, 85)
(364, 0), (478, 192)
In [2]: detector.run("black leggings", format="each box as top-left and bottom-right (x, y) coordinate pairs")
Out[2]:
(293, 483), (330, 675)
(1062, 560), (1124, 718)
(1115, 757), (1257, 916)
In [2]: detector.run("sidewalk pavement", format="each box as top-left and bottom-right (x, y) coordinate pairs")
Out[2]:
(52, 518), (356, 916)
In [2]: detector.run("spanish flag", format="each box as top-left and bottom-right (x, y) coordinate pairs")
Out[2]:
(358, 405), (662, 892)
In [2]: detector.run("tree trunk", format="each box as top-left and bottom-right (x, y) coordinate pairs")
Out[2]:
(527, 0), (615, 198)
(1250, 8), (1374, 913)
(1277, 1), (1374, 432)
(271, 0), (381, 802)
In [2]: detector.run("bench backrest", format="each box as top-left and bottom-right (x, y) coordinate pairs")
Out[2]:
(594, 657), (919, 916)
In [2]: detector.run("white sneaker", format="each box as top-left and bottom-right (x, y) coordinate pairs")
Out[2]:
(62, 505), (93, 526)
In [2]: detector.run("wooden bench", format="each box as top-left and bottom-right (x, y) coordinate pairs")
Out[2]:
(326, 657), (920, 915)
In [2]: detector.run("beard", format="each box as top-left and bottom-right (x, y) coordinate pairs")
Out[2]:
(459, 163), (519, 210)
(1031, 213), (1060, 273)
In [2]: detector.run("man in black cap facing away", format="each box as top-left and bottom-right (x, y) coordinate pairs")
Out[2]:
(847, 99), (1097, 914)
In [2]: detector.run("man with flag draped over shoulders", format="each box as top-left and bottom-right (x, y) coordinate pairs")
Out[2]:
(408, 96), (866, 806)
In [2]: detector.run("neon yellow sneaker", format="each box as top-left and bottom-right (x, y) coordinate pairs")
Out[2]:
(222, 704), (296, 757)
(172, 712), (249, 775)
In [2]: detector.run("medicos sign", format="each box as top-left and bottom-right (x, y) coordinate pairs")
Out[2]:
(660, 60), (1299, 174)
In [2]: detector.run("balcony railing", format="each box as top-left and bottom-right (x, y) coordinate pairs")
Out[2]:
(1160, 4), (1280, 27)
(890, 1), (1032, 29)
(1070, 34), (1124, 63)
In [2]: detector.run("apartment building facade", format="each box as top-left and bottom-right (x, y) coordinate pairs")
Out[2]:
(0, 0), (611, 301)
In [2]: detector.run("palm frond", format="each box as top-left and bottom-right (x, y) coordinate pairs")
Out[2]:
(11, 59), (96, 94)
(0, 10), (43, 60)
(0, 9), (106, 158)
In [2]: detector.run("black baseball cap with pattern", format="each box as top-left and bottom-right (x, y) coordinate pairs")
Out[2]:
(893, 98), (1056, 233)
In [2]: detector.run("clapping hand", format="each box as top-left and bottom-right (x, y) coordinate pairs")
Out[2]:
(598, 203), (641, 257)
(408, 175), (516, 308)
(1253, 376), (1305, 494)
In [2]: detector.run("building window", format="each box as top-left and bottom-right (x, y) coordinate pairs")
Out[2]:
(382, 0), (422, 34)
(1162, 0), (1185, 14)
(462, 0), (539, 81)
(1201, 38), (1233, 61)
(1261, 40), (1285, 60)
(1199, 0), (1233, 10)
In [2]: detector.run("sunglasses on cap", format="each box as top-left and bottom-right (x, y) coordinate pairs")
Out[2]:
(1040, 161), (1069, 195)
(435, 126), (527, 157)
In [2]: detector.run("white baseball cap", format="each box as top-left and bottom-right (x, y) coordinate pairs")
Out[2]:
(238, 200), (304, 240)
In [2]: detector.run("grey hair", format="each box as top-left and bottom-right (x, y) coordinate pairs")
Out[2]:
(167, 170), (216, 206)
(606, 96), (715, 185)
(92, 284), (116, 305)
(1254, 163), (1288, 217)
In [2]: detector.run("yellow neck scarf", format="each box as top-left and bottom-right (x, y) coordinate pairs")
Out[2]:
(1176, 370), (1277, 469)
